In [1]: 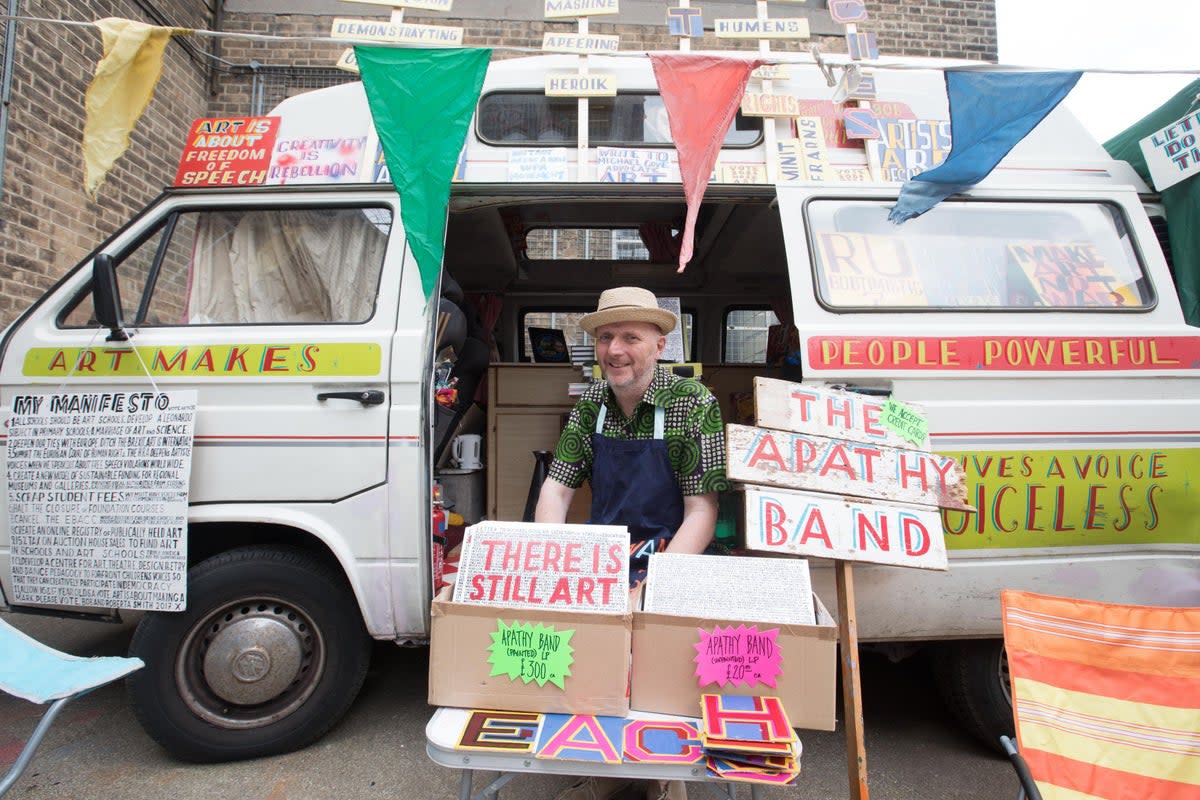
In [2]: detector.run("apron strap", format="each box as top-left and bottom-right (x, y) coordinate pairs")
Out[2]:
(594, 403), (665, 438)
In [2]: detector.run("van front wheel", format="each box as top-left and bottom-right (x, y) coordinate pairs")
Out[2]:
(127, 546), (371, 762)
(931, 639), (1014, 754)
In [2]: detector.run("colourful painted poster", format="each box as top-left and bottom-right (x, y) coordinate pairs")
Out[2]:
(813, 232), (927, 306)
(1007, 241), (1139, 307)
(865, 117), (952, 181)
(456, 709), (543, 752)
(174, 117), (279, 188)
(694, 625), (784, 688)
(535, 714), (625, 763)
(597, 147), (675, 182)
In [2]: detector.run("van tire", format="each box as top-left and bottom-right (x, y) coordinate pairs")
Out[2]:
(126, 545), (371, 762)
(931, 639), (1013, 754)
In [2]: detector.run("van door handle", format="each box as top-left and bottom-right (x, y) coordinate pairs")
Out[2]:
(317, 390), (386, 406)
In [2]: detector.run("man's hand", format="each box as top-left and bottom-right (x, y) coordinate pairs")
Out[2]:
(534, 476), (576, 523)
(665, 492), (718, 554)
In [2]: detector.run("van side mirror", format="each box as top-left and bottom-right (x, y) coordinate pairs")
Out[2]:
(92, 253), (128, 341)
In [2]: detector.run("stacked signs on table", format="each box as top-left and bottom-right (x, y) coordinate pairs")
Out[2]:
(699, 694), (800, 785)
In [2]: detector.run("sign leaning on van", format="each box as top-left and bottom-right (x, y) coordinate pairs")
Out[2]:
(7, 391), (197, 611)
(1139, 107), (1200, 191)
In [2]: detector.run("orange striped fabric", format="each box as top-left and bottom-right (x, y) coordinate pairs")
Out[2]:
(1001, 590), (1200, 800)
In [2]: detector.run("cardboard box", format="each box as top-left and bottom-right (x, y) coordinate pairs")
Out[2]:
(428, 585), (631, 716)
(630, 593), (838, 730)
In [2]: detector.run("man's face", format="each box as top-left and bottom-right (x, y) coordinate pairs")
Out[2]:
(595, 321), (665, 392)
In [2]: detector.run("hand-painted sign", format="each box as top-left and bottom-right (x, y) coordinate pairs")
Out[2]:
(545, 72), (617, 96)
(842, 107), (879, 139)
(541, 32), (621, 53)
(667, 7), (705, 37)
(174, 117), (278, 188)
(1139, 108), (1200, 191)
(726, 423), (970, 509)
(22, 343), (382, 377)
(813, 232), (926, 306)
(846, 30), (878, 60)
(536, 714), (626, 763)
(794, 117), (830, 181)
(1007, 242), (1139, 307)
(488, 620), (575, 689)
(829, 0), (869, 23)
(805, 335), (1200, 372)
(796, 99), (916, 149)
(456, 709), (542, 752)
(743, 486), (949, 569)
(269, 135), (369, 184)
(330, 18), (464, 46)
(741, 93), (802, 117)
(597, 147), (674, 182)
(694, 625), (784, 688)
(866, 117), (952, 180)
(752, 377), (928, 450)
(452, 521), (630, 613)
(545, 0), (619, 17)
(880, 397), (928, 446)
(508, 148), (570, 181)
(352, 0), (454, 9)
(714, 18), (810, 38)
(752, 64), (790, 81)
(716, 163), (768, 184)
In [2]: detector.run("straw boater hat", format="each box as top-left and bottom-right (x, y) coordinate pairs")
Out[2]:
(579, 286), (678, 336)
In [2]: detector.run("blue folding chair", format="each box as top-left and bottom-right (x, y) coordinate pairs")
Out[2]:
(0, 617), (144, 797)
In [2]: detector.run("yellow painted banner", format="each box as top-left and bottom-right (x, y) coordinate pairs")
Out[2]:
(23, 343), (382, 377)
(938, 448), (1200, 548)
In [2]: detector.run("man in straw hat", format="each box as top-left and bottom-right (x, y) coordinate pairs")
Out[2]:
(537, 286), (728, 800)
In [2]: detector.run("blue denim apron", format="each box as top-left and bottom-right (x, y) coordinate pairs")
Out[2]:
(587, 404), (683, 585)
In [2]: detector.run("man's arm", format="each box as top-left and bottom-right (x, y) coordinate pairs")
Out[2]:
(534, 476), (576, 523)
(664, 492), (718, 554)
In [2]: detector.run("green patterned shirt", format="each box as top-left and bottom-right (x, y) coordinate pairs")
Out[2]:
(548, 367), (731, 496)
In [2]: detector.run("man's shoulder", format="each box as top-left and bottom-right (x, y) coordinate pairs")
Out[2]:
(649, 368), (716, 408)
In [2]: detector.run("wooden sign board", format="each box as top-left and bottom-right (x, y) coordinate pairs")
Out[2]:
(795, 117), (830, 181)
(752, 64), (791, 81)
(754, 377), (930, 450)
(546, 73), (617, 97)
(348, 0), (454, 9)
(330, 18), (464, 46)
(545, 0), (619, 17)
(741, 93), (803, 118)
(725, 423), (970, 510)
(452, 521), (630, 613)
(335, 47), (359, 74)
(541, 32), (621, 54)
(743, 486), (948, 570)
(716, 163), (768, 184)
(714, 18), (810, 38)
(1140, 109), (1200, 191)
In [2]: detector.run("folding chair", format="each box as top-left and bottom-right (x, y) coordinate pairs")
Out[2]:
(0, 617), (144, 797)
(999, 590), (1200, 800)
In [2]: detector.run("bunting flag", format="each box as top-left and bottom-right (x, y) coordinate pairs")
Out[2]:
(1002, 590), (1200, 800)
(888, 70), (1082, 224)
(649, 54), (762, 272)
(1105, 78), (1200, 327)
(83, 18), (185, 201)
(355, 47), (492, 301)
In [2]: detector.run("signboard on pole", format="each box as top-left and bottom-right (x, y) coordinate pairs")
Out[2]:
(1138, 109), (1200, 191)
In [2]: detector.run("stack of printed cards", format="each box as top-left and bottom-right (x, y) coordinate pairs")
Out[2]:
(699, 694), (801, 785)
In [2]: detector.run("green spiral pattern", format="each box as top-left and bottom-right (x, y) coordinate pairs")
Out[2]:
(698, 401), (724, 435)
(555, 428), (587, 463)
(667, 435), (701, 474)
(699, 467), (732, 494)
(670, 379), (704, 399)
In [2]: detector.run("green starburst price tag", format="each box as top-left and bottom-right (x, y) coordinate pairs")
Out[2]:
(880, 397), (928, 446)
(487, 620), (575, 689)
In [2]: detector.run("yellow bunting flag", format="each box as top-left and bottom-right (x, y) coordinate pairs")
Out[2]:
(83, 18), (188, 201)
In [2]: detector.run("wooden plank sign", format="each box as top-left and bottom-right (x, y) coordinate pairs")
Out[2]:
(725, 423), (970, 510)
(743, 486), (948, 570)
(754, 377), (929, 449)
(545, 0), (619, 17)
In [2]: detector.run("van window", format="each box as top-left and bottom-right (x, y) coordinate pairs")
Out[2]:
(521, 309), (694, 362)
(527, 228), (651, 261)
(806, 200), (1153, 310)
(478, 92), (761, 147)
(724, 307), (779, 363)
(63, 206), (391, 327)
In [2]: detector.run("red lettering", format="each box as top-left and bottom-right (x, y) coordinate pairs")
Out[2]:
(764, 501), (787, 546)
(605, 543), (623, 573)
(576, 577), (596, 605)
(548, 577), (572, 604)
(791, 390), (817, 422)
(901, 516), (930, 556)
(747, 433), (788, 470)
(798, 508), (832, 549)
(468, 575), (485, 601)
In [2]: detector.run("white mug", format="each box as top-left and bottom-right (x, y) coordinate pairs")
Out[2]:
(451, 434), (483, 470)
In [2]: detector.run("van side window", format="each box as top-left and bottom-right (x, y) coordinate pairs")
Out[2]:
(806, 200), (1154, 311)
(61, 206), (391, 328)
(521, 309), (694, 362)
(724, 307), (779, 363)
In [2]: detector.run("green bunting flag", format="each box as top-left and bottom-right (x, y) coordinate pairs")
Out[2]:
(355, 46), (492, 301)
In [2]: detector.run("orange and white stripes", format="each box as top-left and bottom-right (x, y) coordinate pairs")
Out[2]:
(1001, 590), (1200, 800)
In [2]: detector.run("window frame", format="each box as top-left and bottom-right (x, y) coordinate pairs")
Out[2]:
(802, 196), (1159, 315)
(722, 305), (780, 364)
(57, 202), (396, 330)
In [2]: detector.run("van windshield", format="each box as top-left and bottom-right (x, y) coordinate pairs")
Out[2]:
(806, 200), (1154, 311)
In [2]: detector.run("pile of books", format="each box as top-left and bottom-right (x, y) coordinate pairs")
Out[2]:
(698, 693), (801, 785)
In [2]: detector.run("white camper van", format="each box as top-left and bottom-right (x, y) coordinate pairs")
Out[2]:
(1, 54), (1196, 761)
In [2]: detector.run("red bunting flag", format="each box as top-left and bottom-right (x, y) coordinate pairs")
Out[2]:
(649, 54), (763, 272)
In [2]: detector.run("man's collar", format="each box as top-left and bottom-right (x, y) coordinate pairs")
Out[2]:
(604, 367), (672, 413)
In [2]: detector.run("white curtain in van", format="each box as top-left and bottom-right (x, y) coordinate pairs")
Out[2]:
(187, 209), (386, 324)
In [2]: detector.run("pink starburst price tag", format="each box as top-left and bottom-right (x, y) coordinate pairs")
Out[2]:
(693, 625), (784, 688)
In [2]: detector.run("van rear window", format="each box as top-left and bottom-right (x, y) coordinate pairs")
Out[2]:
(806, 200), (1154, 311)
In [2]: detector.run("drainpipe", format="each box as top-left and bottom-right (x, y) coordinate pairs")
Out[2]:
(0, 0), (20, 203)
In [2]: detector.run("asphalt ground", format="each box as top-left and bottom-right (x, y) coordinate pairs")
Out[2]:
(0, 613), (1016, 800)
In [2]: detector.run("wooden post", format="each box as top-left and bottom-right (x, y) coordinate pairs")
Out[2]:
(836, 560), (870, 800)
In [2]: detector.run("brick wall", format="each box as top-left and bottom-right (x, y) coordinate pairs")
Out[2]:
(0, 0), (212, 327)
(0, 2), (995, 326)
